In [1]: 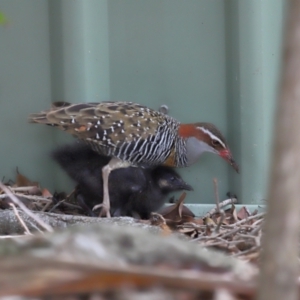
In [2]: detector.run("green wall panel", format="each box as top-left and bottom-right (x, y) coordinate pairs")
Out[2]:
(0, 0), (55, 189)
(0, 0), (284, 206)
(108, 0), (230, 204)
(225, 0), (283, 205)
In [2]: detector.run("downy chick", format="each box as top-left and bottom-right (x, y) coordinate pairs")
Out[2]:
(52, 142), (192, 218)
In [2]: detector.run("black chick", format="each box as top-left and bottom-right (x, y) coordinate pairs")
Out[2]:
(119, 166), (193, 219)
(51, 142), (193, 218)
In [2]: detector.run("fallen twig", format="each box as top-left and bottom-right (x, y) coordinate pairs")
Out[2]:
(204, 198), (238, 218)
(0, 192), (81, 209)
(9, 203), (32, 235)
(0, 182), (53, 232)
(213, 178), (220, 213)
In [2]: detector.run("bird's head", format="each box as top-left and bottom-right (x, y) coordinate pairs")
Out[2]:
(178, 122), (239, 172)
(153, 167), (193, 193)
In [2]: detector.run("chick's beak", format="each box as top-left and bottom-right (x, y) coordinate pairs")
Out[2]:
(174, 178), (193, 191)
(181, 182), (193, 191)
(219, 149), (239, 173)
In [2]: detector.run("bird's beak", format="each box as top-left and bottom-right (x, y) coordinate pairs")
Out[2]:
(181, 182), (193, 191)
(219, 149), (239, 173)
(174, 179), (193, 191)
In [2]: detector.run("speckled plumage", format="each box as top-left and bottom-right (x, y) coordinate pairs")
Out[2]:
(30, 100), (238, 217)
(29, 101), (188, 167)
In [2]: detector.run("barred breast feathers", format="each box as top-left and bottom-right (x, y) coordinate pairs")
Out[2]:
(29, 101), (182, 166)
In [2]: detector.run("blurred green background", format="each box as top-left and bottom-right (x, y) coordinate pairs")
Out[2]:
(0, 0), (284, 210)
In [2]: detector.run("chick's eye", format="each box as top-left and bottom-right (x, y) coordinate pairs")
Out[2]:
(169, 176), (175, 181)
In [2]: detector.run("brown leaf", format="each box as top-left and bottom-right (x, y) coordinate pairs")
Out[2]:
(235, 240), (255, 252)
(178, 227), (199, 238)
(27, 186), (42, 196)
(149, 212), (166, 227)
(204, 217), (216, 226)
(150, 212), (183, 232)
(149, 213), (172, 235)
(216, 215), (229, 225)
(237, 206), (250, 220)
(178, 227), (196, 234)
(161, 192), (187, 222)
(230, 204), (239, 223)
(251, 209), (258, 216)
(192, 218), (204, 225)
(181, 215), (198, 224)
(42, 188), (52, 198)
(181, 206), (195, 218)
(15, 169), (39, 187)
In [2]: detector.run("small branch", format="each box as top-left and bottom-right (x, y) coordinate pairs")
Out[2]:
(41, 201), (52, 212)
(0, 182), (53, 232)
(49, 199), (66, 213)
(0, 235), (28, 239)
(233, 246), (261, 257)
(213, 178), (220, 213)
(9, 203), (32, 235)
(204, 198), (238, 219)
(214, 213), (225, 234)
(0, 193), (51, 201)
(225, 212), (265, 228)
(7, 186), (41, 192)
(0, 209), (162, 235)
(0, 193), (81, 209)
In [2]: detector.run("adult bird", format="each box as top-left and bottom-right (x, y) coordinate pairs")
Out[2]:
(30, 101), (239, 217)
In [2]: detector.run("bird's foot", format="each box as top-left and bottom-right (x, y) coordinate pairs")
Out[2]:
(92, 203), (111, 218)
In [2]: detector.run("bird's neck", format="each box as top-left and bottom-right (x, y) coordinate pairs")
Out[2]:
(176, 124), (216, 167)
(185, 137), (213, 166)
(178, 123), (199, 138)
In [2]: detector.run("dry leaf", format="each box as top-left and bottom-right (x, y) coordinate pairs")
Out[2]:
(15, 169), (38, 187)
(231, 205), (239, 223)
(204, 217), (216, 226)
(237, 206), (250, 220)
(216, 215), (229, 225)
(42, 188), (52, 198)
(191, 218), (204, 225)
(160, 192), (186, 221)
(181, 215), (198, 224)
(27, 186), (42, 196)
(178, 227), (199, 238)
(149, 213), (172, 235)
(149, 212), (167, 227)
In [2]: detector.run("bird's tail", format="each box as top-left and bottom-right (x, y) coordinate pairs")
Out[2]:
(28, 112), (50, 124)
(28, 102), (72, 125)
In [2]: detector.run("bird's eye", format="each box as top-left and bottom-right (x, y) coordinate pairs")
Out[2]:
(211, 139), (221, 147)
(169, 176), (175, 182)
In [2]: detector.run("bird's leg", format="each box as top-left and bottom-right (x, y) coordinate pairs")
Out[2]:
(92, 157), (131, 218)
(100, 163), (113, 217)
